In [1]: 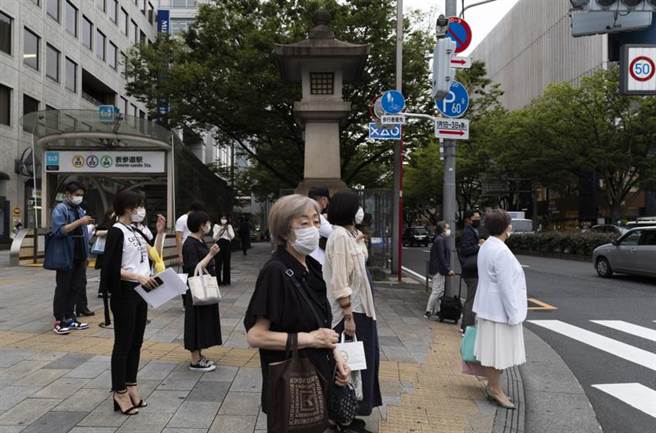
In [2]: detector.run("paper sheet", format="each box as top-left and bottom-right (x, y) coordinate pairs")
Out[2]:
(134, 268), (188, 309)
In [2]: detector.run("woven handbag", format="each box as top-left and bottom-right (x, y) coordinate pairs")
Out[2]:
(328, 380), (358, 428)
(188, 264), (221, 305)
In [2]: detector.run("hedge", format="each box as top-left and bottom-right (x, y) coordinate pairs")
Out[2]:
(505, 232), (617, 257)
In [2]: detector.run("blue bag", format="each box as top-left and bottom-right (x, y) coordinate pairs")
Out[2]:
(460, 325), (478, 363)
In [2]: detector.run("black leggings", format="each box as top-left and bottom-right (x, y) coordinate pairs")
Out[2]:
(111, 281), (148, 391)
(214, 238), (232, 285)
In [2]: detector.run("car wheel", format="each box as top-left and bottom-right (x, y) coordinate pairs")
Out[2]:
(596, 257), (613, 278)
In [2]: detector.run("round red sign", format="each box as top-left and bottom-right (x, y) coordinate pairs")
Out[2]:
(629, 56), (655, 82)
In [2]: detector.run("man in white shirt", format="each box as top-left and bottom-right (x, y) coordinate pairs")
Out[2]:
(308, 187), (332, 265)
(175, 201), (205, 265)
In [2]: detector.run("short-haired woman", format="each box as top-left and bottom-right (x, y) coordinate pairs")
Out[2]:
(101, 190), (166, 415)
(183, 210), (221, 372)
(212, 215), (235, 285)
(324, 191), (382, 427)
(473, 209), (527, 409)
(244, 194), (349, 427)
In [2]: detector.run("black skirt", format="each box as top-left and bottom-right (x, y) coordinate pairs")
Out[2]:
(183, 292), (222, 351)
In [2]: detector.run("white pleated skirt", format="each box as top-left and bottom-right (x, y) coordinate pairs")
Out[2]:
(474, 318), (526, 370)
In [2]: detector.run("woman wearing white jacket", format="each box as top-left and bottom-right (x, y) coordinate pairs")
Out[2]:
(473, 209), (527, 410)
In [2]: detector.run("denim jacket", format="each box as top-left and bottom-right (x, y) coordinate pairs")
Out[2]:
(46, 201), (90, 270)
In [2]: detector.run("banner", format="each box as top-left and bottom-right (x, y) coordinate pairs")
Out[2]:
(44, 151), (166, 173)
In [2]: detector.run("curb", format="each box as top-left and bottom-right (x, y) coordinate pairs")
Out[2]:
(493, 364), (526, 433)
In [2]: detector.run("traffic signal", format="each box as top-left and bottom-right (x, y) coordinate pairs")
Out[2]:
(432, 38), (456, 100)
(570, 0), (656, 10)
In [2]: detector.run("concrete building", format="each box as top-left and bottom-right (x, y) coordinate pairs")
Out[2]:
(0, 0), (157, 241)
(471, 0), (656, 222)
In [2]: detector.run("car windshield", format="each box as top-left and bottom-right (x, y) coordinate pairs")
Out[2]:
(413, 228), (428, 235)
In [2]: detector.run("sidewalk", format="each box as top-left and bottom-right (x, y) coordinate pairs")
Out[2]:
(0, 244), (498, 433)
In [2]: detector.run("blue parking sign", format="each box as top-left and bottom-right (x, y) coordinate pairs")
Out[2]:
(435, 81), (469, 118)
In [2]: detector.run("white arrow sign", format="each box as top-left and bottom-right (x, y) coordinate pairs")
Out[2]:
(450, 56), (472, 69)
(381, 115), (406, 125)
(435, 117), (469, 140)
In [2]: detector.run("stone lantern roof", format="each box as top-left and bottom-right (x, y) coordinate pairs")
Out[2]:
(275, 9), (369, 83)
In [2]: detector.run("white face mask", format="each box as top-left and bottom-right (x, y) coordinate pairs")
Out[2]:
(131, 207), (146, 223)
(290, 226), (320, 256)
(220, 218), (228, 225)
(444, 229), (452, 237)
(202, 222), (212, 234)
(354, 207), (365, 225)
(70, 196), (83, 206)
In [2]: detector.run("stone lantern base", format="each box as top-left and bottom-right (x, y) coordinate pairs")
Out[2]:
(295, 178), (349, 196)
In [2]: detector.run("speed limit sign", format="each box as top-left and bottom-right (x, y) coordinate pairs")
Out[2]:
(621, 45), (656, 95)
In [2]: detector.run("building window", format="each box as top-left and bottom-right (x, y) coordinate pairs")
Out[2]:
(139, 30), (145, 45)
(65, 1), (77, 37)
(65, 57), (76, 92)
(0, 12), (12, 55)
(23, 28), (39, 70)
(121, 96), (128, 115)
(108, 42), (117, 69)
(96, 0), (106, 12)
(148, 2), (154, 24)
(310, 72), (334, 95)
(30, 0), (40, 6)
(170, 18), (193, 34)
(132, 20), (138, 44)
(96, 29), (105, 60)
(23, 94), (39, 116)
(47, 0), (59, 22)
(46, 44), (60, 82)
(120, 51), (127, 78)
(0, 84), (10, 126)
(120, 8), (128, 35)
(139, 109), (145, 119)
(108, 0), (117, 23)
(141, 0), (146, 15)
(82, 16), (92, 50)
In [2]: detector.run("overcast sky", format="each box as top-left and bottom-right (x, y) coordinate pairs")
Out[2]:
(403, 0), (521, 54)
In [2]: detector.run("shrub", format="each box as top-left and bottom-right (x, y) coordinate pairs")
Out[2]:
(506, 232), (616, 257)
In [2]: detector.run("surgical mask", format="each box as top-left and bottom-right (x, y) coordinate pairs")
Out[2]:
(70, 196), (83, 206)
(290, 226), (320, 256)
(471, 220), (480, 229)
(202, 222), (212, 234)
(220, 218), (228, 225)
(355, 207), (365, 225)
(444, 229), (452, 237)
(131, 207), (146, 223)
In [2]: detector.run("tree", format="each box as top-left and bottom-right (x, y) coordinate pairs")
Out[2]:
(404, 140), (443, 225)
(125, 0), (434, 198)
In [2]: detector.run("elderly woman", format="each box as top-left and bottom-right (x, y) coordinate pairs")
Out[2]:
(244, 194), (349, 428)
(324, 191), (382, 429)
(473, 209), (527, 409)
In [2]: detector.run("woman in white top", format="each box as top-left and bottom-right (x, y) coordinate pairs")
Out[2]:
(324, 191), (382, 424)
(472, 209), (527, 409)
(101, 190), (166, 416)
(212, 216), (235, 285)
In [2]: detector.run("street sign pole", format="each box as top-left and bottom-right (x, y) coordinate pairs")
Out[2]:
(392, 0), (403, 280)
(443, 0), (458, 295)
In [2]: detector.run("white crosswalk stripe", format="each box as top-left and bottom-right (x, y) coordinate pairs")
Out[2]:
(591, 320), (656, 343)
(592, 383), (656, 418)
(528, 320), (656, 371)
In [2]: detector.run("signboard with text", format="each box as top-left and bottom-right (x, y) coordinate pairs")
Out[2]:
(44, 151), (166, 173)
(368, 123), (402, 140)
(381, 115), (406, 125)
(435, 117), (469, 140)
(157, 10), (170, 34)
(621, 44), (656, 95)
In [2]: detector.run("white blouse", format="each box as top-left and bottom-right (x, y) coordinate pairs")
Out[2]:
(473, 236), (528, 325)
(114, 222), (151, 282)
(213, 224), (235, 241)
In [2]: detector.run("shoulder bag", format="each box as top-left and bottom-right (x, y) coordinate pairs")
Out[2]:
(188, 264), (221, 305)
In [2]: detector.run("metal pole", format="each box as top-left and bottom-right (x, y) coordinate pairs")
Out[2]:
(392, 0), (403, 279)
(443, 0), (458, 293)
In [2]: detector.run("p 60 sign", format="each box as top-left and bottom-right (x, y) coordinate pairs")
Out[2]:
(621, 45), (656, 95)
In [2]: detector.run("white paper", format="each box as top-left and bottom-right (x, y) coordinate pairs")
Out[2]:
(177, 273), (188, 286)
(336, 335), (367, 371)
(135, 268), (188, 308)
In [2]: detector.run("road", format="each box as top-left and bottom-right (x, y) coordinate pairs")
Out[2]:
(402, 246), (656, 433)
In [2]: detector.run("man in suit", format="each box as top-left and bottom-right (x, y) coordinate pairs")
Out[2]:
(459, 209), (483, 332)
(425, 221), (455, 319)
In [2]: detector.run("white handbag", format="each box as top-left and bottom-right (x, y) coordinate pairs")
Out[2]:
(335, 333), (367, 371)
(187, 264), (221, 305)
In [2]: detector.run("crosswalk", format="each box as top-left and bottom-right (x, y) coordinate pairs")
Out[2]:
(529, 319), (656, 419)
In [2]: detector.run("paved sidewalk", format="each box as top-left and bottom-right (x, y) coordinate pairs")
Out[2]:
(0, 244), (498, 433)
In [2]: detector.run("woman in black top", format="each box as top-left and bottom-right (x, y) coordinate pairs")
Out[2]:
(100, 190), (165, 416)
(244, 194), (350, 423)
(182, 211), (222, 371)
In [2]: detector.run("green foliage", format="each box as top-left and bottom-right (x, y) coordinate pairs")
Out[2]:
(125, 0), (434, 198)
(507, 232), (616, 257)
(404, 140), (443, 224)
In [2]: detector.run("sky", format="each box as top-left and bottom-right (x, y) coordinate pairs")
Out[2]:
(403, 0), (521, 54)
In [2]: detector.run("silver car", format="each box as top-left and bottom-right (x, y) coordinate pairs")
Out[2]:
(593, 227), (656, 278)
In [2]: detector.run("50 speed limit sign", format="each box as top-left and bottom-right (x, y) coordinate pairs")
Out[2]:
(621, 45), (656, 95)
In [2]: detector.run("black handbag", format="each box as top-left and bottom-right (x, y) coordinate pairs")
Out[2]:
(284, 269), (358, 428)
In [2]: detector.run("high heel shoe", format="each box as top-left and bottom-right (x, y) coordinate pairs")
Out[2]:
(485, 387), (516, 410)
(126, 384), (148, 408)
(113, 391), (139, 415)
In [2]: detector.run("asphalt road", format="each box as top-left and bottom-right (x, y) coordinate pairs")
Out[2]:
(402, 246), (656, 433)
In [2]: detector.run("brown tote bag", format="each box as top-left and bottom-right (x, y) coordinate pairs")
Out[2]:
(268, 333), (328, 433)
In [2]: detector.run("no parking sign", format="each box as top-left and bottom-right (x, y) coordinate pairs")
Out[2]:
(621, 44), (656, 95)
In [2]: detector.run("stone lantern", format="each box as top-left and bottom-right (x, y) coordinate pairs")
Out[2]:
(275, 9), (369, 194)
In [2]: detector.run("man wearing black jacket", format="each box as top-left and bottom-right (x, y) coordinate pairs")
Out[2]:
(425, 222), (455, 319)
(459, 210), (482, 332)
